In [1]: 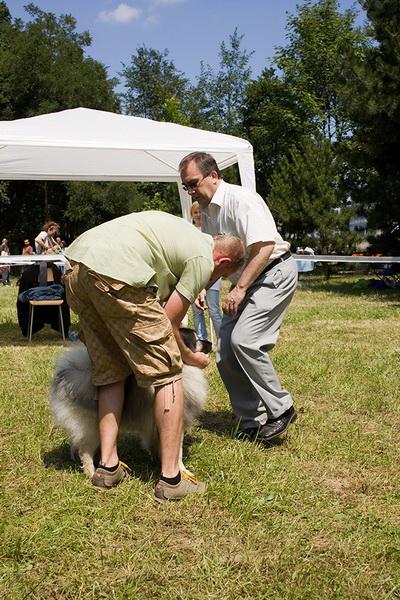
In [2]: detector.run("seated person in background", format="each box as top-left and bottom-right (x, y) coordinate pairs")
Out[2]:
(190, 201), (222, 342)
(35, 222), (60, 254)
(55, 237), (67, 251)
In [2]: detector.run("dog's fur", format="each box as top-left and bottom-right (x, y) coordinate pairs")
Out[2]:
(49, 328), (211, 476)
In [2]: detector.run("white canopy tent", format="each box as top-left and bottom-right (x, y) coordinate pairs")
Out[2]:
(0, 107), (256, 220)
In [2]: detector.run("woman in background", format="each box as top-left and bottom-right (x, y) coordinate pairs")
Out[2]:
(35, 222), (60, 254)
(190, 202), (222, 343)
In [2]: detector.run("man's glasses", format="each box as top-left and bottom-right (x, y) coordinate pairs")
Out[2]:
(181, 172), (210, 192)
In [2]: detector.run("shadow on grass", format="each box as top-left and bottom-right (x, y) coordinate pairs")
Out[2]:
(43, 435), (160, 483)
(43, 432), (217, 483)
(299, 272), (400, 303)
(198, 409), (286, 448)
(0, 322), (67, 347)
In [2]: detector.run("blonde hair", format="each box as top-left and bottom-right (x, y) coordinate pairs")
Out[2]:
(190, 201), (200, 218)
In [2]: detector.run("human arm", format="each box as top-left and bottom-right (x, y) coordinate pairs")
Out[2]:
(163, 289), (210, 368)
(222, 241), (275, 317)
(34, 233), (48, 252)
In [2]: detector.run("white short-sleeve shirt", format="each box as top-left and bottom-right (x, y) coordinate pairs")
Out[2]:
(200, 180), (290, 283)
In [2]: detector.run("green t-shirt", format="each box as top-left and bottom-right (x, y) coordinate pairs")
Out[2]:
(65, 211), (214, 303)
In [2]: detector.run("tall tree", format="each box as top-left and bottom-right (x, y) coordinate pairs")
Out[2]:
(0, 2), (119, 119)
(243, 0), (367, 198)
(120, 45), (190, 122)
(268, 135), (359, 254)
(274, 0), (365, 142)
(243, 67), (316, 196)
(192, 28), (253, 136)
(342, 0), (400, 253)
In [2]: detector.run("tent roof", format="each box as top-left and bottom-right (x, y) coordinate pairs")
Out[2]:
(0, 107), (255, 220)
(0, 107), (255, 183)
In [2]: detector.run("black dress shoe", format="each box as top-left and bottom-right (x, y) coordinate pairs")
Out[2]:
(257, 406), (297, 442)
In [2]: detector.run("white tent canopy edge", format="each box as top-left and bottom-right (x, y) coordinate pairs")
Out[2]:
(0, 107), (256, 220)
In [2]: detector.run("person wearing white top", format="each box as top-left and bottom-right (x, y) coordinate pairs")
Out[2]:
(180, 152), (298, 443)
(34, 221), (60, 254)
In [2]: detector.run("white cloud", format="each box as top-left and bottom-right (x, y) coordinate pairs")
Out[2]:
(153, 0), (187, 5)
(144, 14), (159, 27)
(99, 4), (142, 24)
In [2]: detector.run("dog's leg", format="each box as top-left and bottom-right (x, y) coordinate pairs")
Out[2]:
(78, 449), (96, 477)
(74, 432), (99, 476)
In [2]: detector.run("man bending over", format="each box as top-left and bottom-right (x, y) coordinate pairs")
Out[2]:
(63, 210), (244, 502)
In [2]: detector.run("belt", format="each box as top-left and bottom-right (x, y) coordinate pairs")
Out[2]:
(259, 250), (292, 277)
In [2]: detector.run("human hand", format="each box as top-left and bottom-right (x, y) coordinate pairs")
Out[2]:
(222, 287), (246, 316)
(194, 289), (208, 311)
(185, 351), (210, 369)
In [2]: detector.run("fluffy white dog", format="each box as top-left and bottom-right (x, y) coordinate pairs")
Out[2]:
(49, 328), (211, 477)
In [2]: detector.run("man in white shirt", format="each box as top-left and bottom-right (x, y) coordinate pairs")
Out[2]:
(179, 152), (298, 442)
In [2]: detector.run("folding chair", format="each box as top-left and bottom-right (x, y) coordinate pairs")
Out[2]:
(27, 263), (66, 342)
(373, 263), (400, 288)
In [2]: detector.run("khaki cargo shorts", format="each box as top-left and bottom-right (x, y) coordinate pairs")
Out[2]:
(62, 262), (183, 388)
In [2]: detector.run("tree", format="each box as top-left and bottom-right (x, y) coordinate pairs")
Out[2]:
(0, 2), (119, 119)
(64, 182), (150, 238)
(0, 2), (121, 243)
(120, 45), (190, 122)
(268, 135), (359, 254)
(192, 28), (253, 136)
(243, 68), (316, 198)
(342, 0), (400, 253)
(243, 0), (367, 197)
(273, 0), (365, 142)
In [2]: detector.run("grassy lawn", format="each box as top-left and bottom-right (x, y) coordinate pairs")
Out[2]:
(0, 270), (399, 599)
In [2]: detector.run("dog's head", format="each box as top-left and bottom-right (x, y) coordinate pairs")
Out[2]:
(178, 327), (213, 355)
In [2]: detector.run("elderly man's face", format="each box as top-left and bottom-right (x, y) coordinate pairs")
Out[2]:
(180, 160), (219, 208)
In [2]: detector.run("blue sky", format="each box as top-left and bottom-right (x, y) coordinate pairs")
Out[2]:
(9, 0), (367, 91)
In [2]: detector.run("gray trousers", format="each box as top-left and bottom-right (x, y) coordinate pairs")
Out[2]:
(216, 257), (298, 430)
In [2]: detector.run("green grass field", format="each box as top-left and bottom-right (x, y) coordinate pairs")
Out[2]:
(0, 271), (399, 599)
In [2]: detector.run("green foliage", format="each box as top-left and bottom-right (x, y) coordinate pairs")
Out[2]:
(274, 0), (365, 141)
(192, 28), (253, 136)
(120, 45), (190, 121)
(341, 0), (400, 253)
(0, 3), (119, 119)
(244, 0), (367, 198)
(268, 135), (359, 253)
(64, 182), (149, 236)
(243, 68), (316, 197)
(0, 181), (69, 252)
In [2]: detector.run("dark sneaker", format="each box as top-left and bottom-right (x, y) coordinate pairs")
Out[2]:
(154, 471), (207, 503)
(92, 461), (132, 490)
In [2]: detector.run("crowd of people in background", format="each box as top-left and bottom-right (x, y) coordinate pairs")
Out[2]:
(0, 221), (67, 286)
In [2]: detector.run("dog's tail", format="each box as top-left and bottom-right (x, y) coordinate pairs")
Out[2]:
(50, 344), (96, 412)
